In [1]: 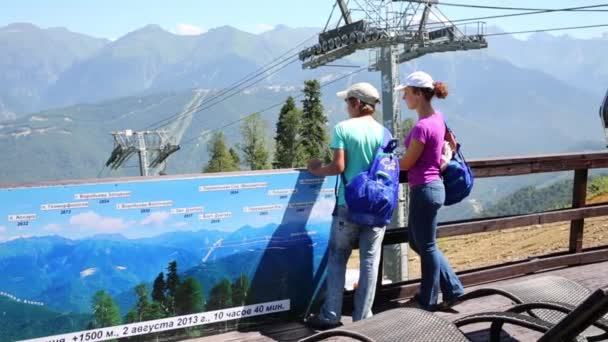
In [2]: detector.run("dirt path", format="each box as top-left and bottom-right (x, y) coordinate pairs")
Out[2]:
(406, 216), (608, 278)
(347, 198), (608, 280)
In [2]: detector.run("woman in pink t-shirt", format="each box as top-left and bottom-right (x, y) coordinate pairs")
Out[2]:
(397, 71), (464, 311)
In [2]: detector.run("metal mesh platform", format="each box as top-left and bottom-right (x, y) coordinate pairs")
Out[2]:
(459, 275), (607, 338)
(300, 308), (469, 342)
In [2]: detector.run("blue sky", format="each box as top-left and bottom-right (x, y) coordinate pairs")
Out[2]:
(1, 0), (607, 39)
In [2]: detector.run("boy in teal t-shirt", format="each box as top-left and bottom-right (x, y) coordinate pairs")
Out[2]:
(330, 116), (384, 205)
(306, 82), (387, 329)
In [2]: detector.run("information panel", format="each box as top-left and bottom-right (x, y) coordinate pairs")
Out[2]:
(0, 171), (336, 342)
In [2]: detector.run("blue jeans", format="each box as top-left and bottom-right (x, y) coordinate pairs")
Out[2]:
(319, 206), (386, 323)
(408, 180), (464, 310)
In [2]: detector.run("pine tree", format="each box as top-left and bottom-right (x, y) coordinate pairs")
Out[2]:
(273, 96), (302, 168)
(165, 261), (180, 315)
(124, 309), (139, 324)
(143, 302), (167, 321)
(231, 274), (250, 306)
(206, 278), (233, 311)
(134, 283), (149, 321)
(90, 290), (121, 328)
(297, 80), (331, 165)
(175, 277), (205, 315)
(203, 132), (240, 173)
(229, 147), (240, 167)
(166, 261), (180, 296)
(239, 113), (271, 170)
(152, 272), (166, 305)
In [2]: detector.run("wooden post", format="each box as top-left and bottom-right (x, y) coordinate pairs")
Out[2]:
(569, 169), (588, 253)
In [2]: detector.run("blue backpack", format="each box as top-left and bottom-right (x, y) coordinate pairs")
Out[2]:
(442, 126), (474, 206)
(341, 128), (400, 226)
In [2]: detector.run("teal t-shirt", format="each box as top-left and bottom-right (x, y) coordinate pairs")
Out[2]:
(330, 116), (384, 205)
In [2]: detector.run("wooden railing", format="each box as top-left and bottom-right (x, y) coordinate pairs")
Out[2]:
(5, 150), (608, 316)
(346, 151), (608, 310)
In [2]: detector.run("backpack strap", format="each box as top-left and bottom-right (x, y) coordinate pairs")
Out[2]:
(455, 143), (469, 164)
(382, 127), (392, 146)
(382, 127), (398, 153)
(332, 175), (339, 216)
(332, 168), (349, 216)
(333, 125), (394, 216)
(444, 121), (458, 152)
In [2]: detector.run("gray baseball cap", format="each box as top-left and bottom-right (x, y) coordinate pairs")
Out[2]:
(336, 82), (381, 104)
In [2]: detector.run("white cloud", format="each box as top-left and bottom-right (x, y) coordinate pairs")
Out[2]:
(282, 199), (336, 225)
(70, 211), (127, 232)
(80, 268), (98, 278)
(253, 23), (275, 34)
(173, 23), (206, 36)
(140, 211), (171, 227)
(308, 198), (336, 222)
(43, 224), (62, 232)
(173, 222), (189, 228)
(0, 226), (6, 233)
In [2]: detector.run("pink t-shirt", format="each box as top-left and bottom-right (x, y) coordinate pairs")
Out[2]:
(404, 111), (446, 187)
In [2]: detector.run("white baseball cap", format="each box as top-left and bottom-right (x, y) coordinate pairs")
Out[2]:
(336, 82), (381, 104)
(395, 71), (434, 91)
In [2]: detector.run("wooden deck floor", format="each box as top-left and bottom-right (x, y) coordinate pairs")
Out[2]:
(186, 261), (608, 342)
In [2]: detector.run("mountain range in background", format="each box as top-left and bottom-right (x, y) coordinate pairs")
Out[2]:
(2, 21), (607, 342)
(0, 220), (327, 312)
(0, 23), (324, 116)
(2, 23), (606, 115)
(0, 22), (607, 212)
